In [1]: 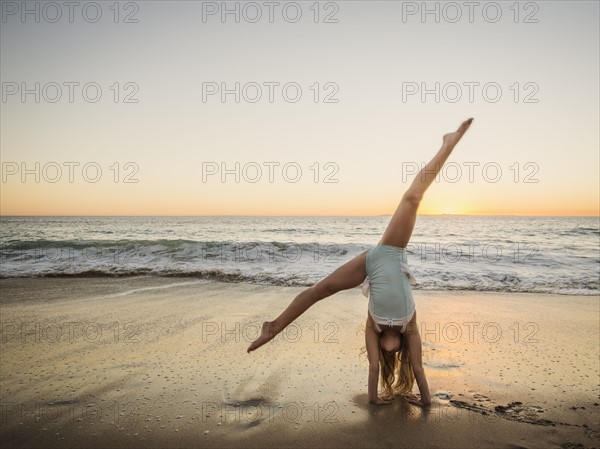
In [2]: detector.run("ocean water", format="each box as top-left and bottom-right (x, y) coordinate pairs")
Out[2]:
(0, 216), (598, 296)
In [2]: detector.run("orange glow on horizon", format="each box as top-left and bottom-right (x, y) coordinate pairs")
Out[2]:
(1, 182), (598, 217)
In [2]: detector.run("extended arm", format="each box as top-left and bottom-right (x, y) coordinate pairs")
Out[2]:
(405, 314), (431, 406)
(366, 314), (390, 405)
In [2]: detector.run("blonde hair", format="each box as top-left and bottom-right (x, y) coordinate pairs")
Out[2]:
(360, 328), (415, 397)
(378, 331), (414, 397)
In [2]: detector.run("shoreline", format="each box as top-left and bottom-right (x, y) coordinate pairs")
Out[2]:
(1, 275), (598, 298)
(1, 278), (599, 448)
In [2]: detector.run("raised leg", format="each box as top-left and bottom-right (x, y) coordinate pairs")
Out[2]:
(247, 250), (368, 353)
(380, 118), (474, 248)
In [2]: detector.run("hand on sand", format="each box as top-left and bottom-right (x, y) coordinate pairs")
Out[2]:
(405, 393), (431, 407)
(247, 321), (275, 353)
(442, 117), (474, 149)
(370, 396), (392, 405)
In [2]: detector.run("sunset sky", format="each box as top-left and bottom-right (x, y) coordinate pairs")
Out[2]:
(1, 1), (598, 216)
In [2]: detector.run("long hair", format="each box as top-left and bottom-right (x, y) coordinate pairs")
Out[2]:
(378, 332), (415, 397)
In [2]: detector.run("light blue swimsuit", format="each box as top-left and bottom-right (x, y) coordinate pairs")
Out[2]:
(361, 244), (417, 333)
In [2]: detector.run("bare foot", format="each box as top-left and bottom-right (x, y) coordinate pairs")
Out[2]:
(442, 117), (474, 149)
(247, 321), (276, 353)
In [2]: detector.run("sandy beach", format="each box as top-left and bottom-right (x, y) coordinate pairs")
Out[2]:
(1, 277), (598, 449)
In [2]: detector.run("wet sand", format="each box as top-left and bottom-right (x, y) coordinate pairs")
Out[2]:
(0, 277), (599, 448)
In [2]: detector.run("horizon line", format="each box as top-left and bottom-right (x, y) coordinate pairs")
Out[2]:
(1, 214), (599, 218)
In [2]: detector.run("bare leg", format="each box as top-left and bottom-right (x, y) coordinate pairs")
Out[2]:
(380, 118), (474, 248)
(247, 251), (368, 352)
(247, 118), (474, 353)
